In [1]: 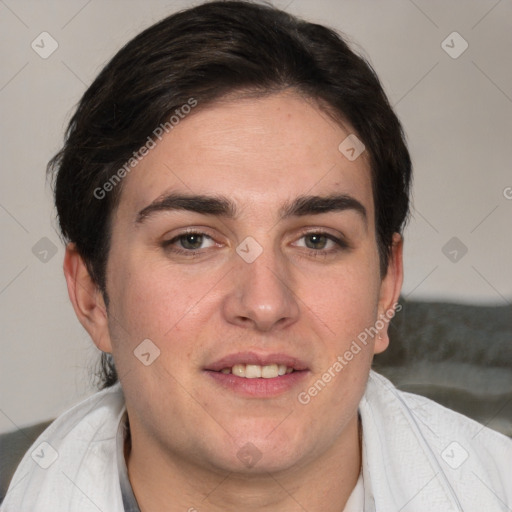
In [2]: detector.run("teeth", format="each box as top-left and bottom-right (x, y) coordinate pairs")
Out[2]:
(245, 364), (262, 379)
(232, 364), (246, 377)
(261, 364), (278, 378)
(219, 364), (295, 378)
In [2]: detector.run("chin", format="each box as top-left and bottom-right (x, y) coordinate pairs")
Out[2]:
(212, 424), (313, 475)
(215, 447), (306, 476)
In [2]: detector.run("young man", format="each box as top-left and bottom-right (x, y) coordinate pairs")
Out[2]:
(2, 1), (510, 511)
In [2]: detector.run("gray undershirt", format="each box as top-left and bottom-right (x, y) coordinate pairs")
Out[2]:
(116, 412), (141, 512)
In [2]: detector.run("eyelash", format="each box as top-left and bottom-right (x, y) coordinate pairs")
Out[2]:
(161, 229), (349, 257)
(293, 230), (348, 257)
(161, 229), (216, 257)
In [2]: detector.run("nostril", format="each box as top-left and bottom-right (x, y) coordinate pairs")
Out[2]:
(237, 316), (253, 325)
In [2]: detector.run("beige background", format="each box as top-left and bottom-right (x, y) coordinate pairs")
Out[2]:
(0, 0), (511, 434)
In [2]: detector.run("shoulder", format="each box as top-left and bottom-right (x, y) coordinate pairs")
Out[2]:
(365, 370), (512, 459)
(1, 383), (126, 512)
(360, 371), (512, 510)
(366, 370), (511, 445)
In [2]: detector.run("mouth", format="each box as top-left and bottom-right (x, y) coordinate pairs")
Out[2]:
(204, 352), (309, 397)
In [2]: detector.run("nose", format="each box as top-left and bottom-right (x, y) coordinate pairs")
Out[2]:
(221, 247), (300, 332)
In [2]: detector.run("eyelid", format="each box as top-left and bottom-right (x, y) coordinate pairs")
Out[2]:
(162, 226), (218, 242)
(161, 227), (223, 252)
(292, 227), (349, 248)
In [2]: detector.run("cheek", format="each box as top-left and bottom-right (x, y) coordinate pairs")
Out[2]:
(106, 254), (221, 370)
(297, 260), (380, 422)
(108, 256), (186, 332)
(301, 257), (381, 341)
(105, 260), (204, 400)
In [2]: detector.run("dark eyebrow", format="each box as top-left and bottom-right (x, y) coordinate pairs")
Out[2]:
(280, 194), (367, 224)
(135, 192), (367, 225)
(136, 193), (237, 223)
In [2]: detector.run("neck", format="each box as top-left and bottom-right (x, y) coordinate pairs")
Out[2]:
(126, 415), (361, 512)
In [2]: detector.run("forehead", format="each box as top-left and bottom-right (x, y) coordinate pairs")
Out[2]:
(116, 92), (374, 223)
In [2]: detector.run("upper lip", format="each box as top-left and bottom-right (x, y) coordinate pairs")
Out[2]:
(205, 352), (309, 372)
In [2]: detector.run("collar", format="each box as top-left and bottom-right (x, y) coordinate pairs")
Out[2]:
(359, 371), (464, 511)
(114, 371), (466, 511)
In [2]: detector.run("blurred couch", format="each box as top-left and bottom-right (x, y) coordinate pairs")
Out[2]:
(374, 298), (512, 438)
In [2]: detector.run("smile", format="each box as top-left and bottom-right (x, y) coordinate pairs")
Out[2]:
(218, 364), (294, 378)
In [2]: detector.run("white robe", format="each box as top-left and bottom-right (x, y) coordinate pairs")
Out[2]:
(1, 371), (511, 511)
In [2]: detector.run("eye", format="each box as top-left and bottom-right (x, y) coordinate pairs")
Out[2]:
(163, 231), (216, 253)
(303, 233), (333, 250)
(295, 233), (340, 251)
(178, 233), (213, 250)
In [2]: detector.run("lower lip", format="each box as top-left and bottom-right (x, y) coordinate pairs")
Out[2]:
(205, 370), (309, 398)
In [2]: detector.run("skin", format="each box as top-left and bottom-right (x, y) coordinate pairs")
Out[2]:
(64, 91), (403, 511)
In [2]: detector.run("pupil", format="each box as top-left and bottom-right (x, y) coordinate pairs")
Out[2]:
(306, 234), (327, 249)
(182, 234), (203, 249)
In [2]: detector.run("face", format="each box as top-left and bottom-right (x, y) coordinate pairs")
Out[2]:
(70, 92), (402, 475)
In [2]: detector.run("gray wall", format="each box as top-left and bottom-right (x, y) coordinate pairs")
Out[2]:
(1, 0), (511, 433)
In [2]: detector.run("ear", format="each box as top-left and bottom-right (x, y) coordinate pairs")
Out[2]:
(373, 233), (403, 355)
(63, 243), (112, 353)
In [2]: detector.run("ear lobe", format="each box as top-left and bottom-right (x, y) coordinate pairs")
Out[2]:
(63, 243), (112, 353)
(374, 233), (403, 355)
